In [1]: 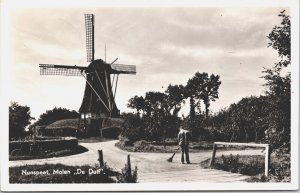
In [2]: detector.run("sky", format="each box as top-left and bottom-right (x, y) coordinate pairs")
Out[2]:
(7, 6), (288, 120)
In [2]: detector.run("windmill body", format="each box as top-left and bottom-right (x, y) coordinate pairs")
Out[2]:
(79, 59), (119, 119)
(39, 14), (136, 136)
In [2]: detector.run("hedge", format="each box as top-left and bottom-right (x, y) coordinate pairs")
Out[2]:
(9, 137), (78, 154)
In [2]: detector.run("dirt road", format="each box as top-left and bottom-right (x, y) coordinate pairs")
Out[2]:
(9, 140), (263, 182)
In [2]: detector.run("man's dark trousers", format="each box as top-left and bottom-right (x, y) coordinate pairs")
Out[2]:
(180, 145), (190, 164)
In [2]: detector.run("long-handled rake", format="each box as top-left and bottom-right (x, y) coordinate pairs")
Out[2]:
(167, 147), (180, 162)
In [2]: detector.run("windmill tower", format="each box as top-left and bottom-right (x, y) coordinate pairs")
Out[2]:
(39, 14), (136, 136)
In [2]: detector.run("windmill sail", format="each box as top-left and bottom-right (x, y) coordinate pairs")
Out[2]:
(110, 64), (136, 74)
(39, 64), (87, 76)
(85, 14), (94, 62)
(39, 14), (137, 137)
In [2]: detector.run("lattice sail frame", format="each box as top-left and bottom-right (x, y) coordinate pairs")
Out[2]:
(39, 64), (87, 76)
(111, 64), (136, 74)
(85, 14), (94, 62)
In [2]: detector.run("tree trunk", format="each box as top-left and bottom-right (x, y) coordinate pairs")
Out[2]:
(204, 100), (210, 117)
(190, 97), (195, 119)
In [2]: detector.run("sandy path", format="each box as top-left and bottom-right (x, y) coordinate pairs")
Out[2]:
(9, 140), (263, 183)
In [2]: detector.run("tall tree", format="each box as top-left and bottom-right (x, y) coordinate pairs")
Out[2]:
(186, 72), (221, 117)
(165, 84), (185, 116)
(9, 102), (34, 139)
(263, 10), (291, 151)
(127, 95), (146, 116)
(267, 10), (290, 67)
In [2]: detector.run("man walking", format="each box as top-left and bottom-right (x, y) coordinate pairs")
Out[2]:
(178, 127), (191, 164)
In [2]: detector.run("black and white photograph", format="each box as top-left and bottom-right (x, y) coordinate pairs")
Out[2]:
(0, 0), (299, 191)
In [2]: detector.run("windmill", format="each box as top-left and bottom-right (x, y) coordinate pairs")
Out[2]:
(39, 14), (136, 136)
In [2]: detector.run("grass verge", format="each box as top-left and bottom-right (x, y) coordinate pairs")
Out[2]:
(200, 154), (290, 182)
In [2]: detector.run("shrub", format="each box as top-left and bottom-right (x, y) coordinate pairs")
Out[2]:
(201, 153), (291, 182)
(210, 154), (265, 176)
(117, 164), (138, 183)
(9, 137), (78, 154)
(120, 114), (144, 145)
(133, 140), (154, 152)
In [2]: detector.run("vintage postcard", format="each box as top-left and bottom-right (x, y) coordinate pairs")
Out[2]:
(0, 0), (299, 191)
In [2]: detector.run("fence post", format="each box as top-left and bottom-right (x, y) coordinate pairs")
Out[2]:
(98, 150), (104, 167)
(210, 143), (217, 166)
(127, 154), (132, 179)
(265, 145), (270, 177)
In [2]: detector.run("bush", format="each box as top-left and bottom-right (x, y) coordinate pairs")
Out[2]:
(201, 153), (291, 182)
(102, 127), (121, 139)
(213, 154), (265, 176)
(120, 114), (144, 145)
(9, 137), (78, 154)
(9, 145), (88, 160)
(117, 164), (138, 183)
(133, 140), (154, 152)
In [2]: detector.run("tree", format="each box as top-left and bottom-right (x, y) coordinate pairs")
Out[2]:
(186, 72), (221, 117)
(262, 67), (291, 150)
(263, 10), (291, 152)
(183, 83), (196, 119)
(165, 84), (185, 116)
(143, 91), (168, 140)
(228, 96), (270, 142)
(120, 113), (145, 144)
(267, 10), (290, 67)
(34, 107), (79, 126)
(127, 95), (146, 116)
(9, 102), (34, 139)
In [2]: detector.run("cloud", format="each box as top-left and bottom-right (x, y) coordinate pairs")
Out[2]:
(7, 7), (288, 119)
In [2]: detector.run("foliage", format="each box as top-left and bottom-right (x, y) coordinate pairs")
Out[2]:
(197, 95), (270, 142)
(33, 107), (79, 127)
(117, 164), (138, 183)
(127, 95), (146, 116)
(126, 89), (182, 141)
(262, 10), (291, 152)
(186, 72), (221, 117)
(182, 114), (205, 139)
(165, 84), (185, 116)
(9, 137), (78, 155)
(201, 152), (291, 182)
(209, 154), (265, 176)
(267, 10), (290, 67)
(9, 164), (118, 183)
(9, 145), (88, 161)
(133, 140), (153, 152)
(9, 102), (34, 140)
(120, 113), (145, 145)
(261, 68), (291, 151)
